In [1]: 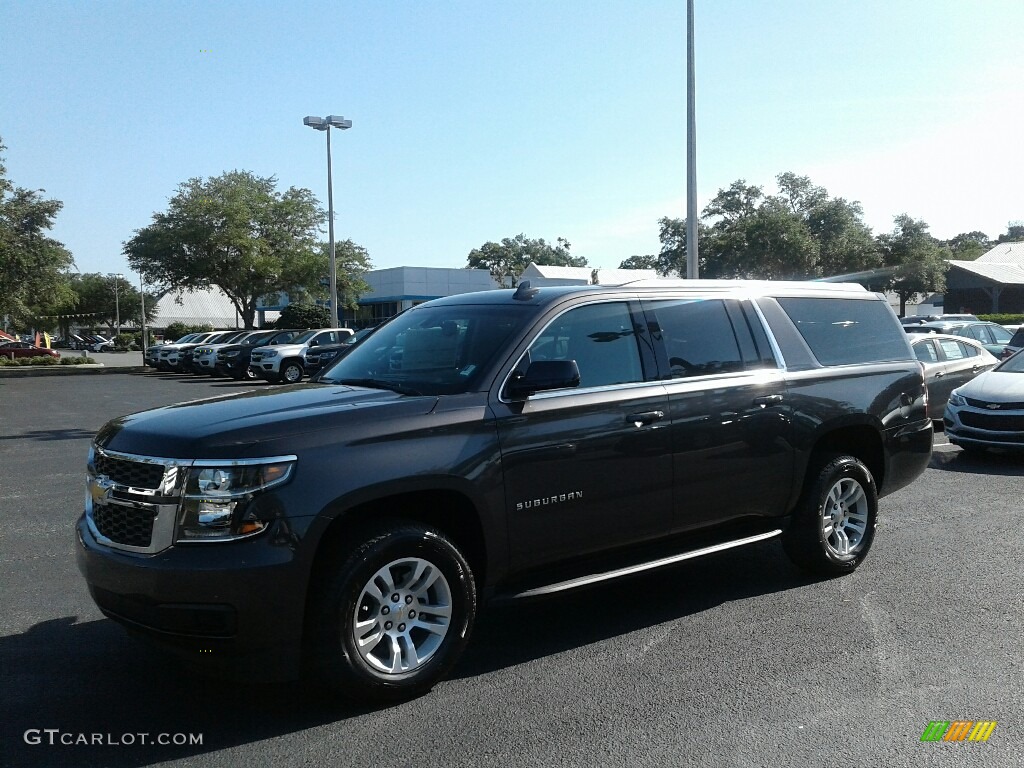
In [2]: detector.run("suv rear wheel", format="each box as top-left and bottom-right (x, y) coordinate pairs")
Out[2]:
(783, 454), (877, 576)
(308, 522), (476, 702)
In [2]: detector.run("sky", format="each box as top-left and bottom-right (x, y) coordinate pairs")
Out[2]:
(2, 0), (1022, 280)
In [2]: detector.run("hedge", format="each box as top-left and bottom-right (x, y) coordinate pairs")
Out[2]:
(977, 314), (1024, 325)
(0, 355), (93, 367)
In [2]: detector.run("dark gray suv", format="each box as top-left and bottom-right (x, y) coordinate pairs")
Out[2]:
(77, 280), (931, 702)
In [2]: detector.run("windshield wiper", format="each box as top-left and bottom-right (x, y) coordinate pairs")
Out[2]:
(332, 378), (423, 396)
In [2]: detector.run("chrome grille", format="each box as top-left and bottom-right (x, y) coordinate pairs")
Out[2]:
(93, 504), (157, 548)
(965, 397), (1024, 410)
(94, 453), (165, 489)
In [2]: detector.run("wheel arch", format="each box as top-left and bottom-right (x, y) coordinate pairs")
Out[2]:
(306, 488), (489, 603)
(790, 424), (884, 511)
(809, 425), (884, 486)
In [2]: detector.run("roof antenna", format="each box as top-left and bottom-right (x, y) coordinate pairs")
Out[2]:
(513, 280), (538, 301)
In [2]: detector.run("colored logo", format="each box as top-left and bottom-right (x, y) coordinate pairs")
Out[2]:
(921, 721), (997, 742)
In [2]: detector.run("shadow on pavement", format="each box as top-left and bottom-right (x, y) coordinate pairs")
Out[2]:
(0, 428), (97, 442)
(1, 541), (811, 767)
(929, 447), (1024, 476)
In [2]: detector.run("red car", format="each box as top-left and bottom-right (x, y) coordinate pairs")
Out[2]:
(0, 341), (61, 360)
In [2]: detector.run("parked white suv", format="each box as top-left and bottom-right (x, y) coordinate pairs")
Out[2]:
(249, 328), (354, 383)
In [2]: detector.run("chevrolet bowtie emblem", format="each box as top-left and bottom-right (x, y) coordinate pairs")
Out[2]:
(985, 404), (1001, 410)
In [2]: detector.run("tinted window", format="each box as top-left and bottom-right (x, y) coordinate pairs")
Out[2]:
(646, 299), (745, 378)
(527, 302), (644, 388)
(777, 298), (911, 365)
(989, 325), (1011, 344)
(939, 339), (965, 360)
(913, 340), (938, 363)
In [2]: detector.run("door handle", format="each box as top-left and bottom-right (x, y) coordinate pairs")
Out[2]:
(934, 371), (945, 378)
(627, 410), (664, 427)
(753, 394), (783, 407)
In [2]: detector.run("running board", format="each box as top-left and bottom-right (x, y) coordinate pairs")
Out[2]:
(509, 529), (783, 599)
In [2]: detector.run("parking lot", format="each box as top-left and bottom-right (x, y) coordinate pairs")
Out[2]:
(1, 372), (1022, 767)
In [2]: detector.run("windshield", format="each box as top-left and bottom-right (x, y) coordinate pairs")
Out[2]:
(996, 350), (1024, 373)
(318, 304), (528, 395)
(291, 329), (320, 344)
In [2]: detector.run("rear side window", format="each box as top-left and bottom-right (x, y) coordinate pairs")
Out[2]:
(644, 299), (747, 378)
(938, 339), (966, 360)
(989, 325), (1012, 344)
(913, 340), (938, 363)
(777, 298), (911, 365)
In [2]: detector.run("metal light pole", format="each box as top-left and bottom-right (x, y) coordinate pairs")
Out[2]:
(113, 273), (124, 337)
(303, 115), (353, 328)
(686, 0), (699, 279)
(139, 273), (148, 354)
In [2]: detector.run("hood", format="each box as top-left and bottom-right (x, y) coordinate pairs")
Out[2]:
(96, 384), (439, 458)
(958, 370), (1024, 401)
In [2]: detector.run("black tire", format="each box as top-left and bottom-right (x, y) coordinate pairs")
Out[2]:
(308, 522), (476, 702)
(281, 360), (304, 384)
(782, 454), (878, 577)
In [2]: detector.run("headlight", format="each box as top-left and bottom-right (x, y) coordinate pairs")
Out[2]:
(261, 349), (279, 358)
(176, 457), (296, 542)
(948, 391), (967, 407)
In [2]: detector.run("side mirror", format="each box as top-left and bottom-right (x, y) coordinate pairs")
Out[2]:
(506, 360), (581, 400)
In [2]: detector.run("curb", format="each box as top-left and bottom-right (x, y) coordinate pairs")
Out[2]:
(0, 365), (150, 378)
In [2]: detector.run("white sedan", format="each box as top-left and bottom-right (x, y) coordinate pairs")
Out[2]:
(944, 348), (1024, 452)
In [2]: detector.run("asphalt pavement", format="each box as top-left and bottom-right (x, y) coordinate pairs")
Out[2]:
(1, 374), (1021, 768)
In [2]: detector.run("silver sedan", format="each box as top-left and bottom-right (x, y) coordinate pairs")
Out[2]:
(909, 333), (999, 419)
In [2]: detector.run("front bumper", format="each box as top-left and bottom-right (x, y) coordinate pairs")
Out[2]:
(945, 403), (1024, 451)
(76, 514), (308, 680)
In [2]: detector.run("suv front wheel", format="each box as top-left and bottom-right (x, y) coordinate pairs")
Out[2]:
(280, 360), (304, 384)
(783, 454), (878, 576)
(308, 522), (477, 702)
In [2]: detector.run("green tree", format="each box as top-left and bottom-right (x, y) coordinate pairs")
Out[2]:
(50, 273), (156, 336)
(661, 174), (879, 281)
(878, 215), (951, 316)
(945, 231), (990, 261)
(321, 239), (373, 311)
(466, 234), (584, 286)
(0, 137), (76, 328)
(163, 321), (212, 341)
(618, 254), (659, 270)
(276, 301), (330, 330)
(654, 216), (713, 276)
(997, 221), (1024, 243)
(124, 170), (330, 329)
(697, 180), (765, 278)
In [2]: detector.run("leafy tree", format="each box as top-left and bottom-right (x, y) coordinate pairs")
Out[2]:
(878, 215), (951, 316)
(124, 171), (332, 329)
(660, 174), (879, 281)
(618, 254), (659, 270)
(697, 180), (766, 278)
(945, 231), (990, 261)
(275, 301), (329, 330)
(0, 137), (76, 327)
(997, 221), (1024, 243)
(321, 239), (372, 312)
(654, 216), (713, 276)
(466, 234), (584, 286)
(49, 273), (156, 337)
(164, 322), (212, 341)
